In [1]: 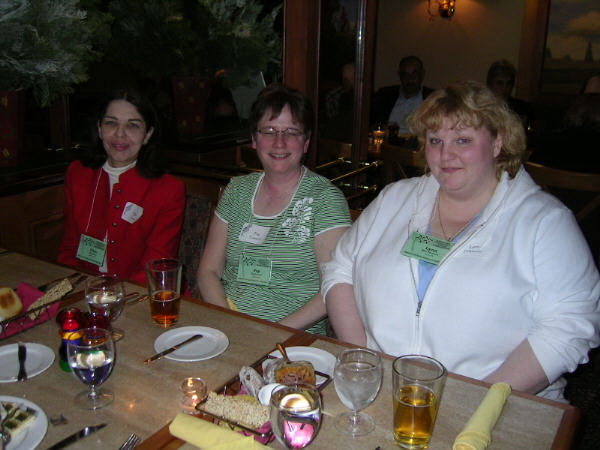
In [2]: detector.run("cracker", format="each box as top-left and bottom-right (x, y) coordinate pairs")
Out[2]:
(26, 278), (72, 319)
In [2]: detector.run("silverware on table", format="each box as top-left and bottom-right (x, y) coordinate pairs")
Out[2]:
(143, 334), (203, 364)
(17, 342), (27, 382)
(118, 433), (141, 450)
(46, 423), (107, 450)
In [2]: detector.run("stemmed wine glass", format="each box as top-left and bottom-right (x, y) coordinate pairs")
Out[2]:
(333, 348), (383, 436)
(270, 384), (322, 449)
(85, 275), (126, 340)
(67, 327), (115, 410)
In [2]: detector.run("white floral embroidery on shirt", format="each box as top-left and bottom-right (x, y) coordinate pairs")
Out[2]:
(282, 197), (314, 243)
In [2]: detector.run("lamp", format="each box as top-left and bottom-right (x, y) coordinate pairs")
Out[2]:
(439, 0), (456, 18)
(428, 0), (456, 19)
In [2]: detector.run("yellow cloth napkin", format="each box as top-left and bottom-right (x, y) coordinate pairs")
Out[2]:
(226, 298), (239, 311)
(169, 413), (267, 449)
(452, 382), (512, 450)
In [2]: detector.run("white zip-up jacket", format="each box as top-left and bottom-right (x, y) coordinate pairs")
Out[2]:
(322, 168), (600, 400)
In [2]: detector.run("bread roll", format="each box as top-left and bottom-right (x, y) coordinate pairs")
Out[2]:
(0, 287), (23, 320)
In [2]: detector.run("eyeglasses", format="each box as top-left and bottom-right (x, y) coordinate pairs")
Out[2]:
(256, 127), (305, 140)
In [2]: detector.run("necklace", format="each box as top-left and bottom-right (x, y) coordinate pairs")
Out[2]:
(436, 193), (473, 242)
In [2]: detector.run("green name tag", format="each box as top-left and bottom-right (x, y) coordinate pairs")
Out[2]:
(401, 231), (454, 265)
(76, 234), (107, 266)
(237, 254), (272, 286)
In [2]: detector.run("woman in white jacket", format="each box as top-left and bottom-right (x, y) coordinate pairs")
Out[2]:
(322, 81), (600, 400)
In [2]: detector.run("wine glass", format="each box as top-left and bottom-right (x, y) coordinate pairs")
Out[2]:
(67, 327), (115, 410)
(270, 384), (322, 449)
(333, 348), (383, 436)
(85, 275), (126, 340)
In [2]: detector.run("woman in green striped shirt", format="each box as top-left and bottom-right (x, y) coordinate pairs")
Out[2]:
(197, 85), (351, 334)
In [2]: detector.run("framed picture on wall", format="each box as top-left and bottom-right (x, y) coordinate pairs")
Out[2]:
(541, 1), (600, 94)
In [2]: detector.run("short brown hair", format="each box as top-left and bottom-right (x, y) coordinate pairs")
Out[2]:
(249, 84), (314, 138)
(408, 80), (526, 178)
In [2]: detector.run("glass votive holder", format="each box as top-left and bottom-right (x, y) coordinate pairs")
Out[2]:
(180, 377), (207, 414)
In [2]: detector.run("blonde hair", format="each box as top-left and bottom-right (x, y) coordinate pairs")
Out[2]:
(408, 80), (526, 178)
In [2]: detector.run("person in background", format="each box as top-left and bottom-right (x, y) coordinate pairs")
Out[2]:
(197, 84), (351, 334)
(371, 55), (434, 134)
(321, 61), (355, 142)
(323, 80), (600, 400)
(486, 59), (533, 128)
(58, 88), (185, 284)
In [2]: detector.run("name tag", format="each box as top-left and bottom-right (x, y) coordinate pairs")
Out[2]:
(239, 223), (270, 245)
(401, 231), (453, 265)
(122, 202), (144, 224)
(76, 234), (107, 266)
(237, 253), (272, 285)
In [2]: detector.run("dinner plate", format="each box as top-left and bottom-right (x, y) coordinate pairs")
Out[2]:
(0, 344), (55, 383)
(0, 395), (48, 450)
(153, 326), (229, 362)
(267, 346), (336, 385)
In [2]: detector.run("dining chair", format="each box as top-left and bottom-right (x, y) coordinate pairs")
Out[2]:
(380, 142), (424, 185)
(524, 162), (600, 222)
(177, 177), (226, 298)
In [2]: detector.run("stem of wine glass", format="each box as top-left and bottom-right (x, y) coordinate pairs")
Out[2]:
(88, 384), (97, 400)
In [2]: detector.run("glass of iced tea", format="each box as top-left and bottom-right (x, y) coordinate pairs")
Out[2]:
(392, 355), (446, 449)
(145, 258), (182, 327)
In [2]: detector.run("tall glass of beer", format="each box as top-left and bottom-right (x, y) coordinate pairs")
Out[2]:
(392, 355), (446, 449)
(145, 258), (182, 327)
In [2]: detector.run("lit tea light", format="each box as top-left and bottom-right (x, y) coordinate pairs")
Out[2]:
(281, 392), (311, 411)
(180, 377), (207, 414)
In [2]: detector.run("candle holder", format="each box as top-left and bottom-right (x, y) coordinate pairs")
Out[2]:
(180, 377), (207, 414)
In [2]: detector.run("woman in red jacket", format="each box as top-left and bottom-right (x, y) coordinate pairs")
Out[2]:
(58, 89), (185, 284)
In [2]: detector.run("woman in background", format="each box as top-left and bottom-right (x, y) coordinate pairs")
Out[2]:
(197, 84), (351, 334)
(58, 88), (185, 284)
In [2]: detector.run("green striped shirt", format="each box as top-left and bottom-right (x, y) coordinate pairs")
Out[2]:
(216, 168), (351, 334)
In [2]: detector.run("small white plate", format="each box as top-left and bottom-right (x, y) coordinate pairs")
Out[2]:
(0, 344), (55, 383)
(0, 395), (48, 450)
(153, 326), (229, 362)
(267, 346), (336, 385)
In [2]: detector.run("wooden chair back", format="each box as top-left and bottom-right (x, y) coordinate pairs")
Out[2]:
(177, 176), (226, 297)
(380, 142), (424, 184)
(524, 162), (600, 222)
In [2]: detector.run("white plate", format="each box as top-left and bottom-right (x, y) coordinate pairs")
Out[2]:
(153, 326), (229, 362)
(0, 344), (55, 383)
(0, 395), (48, 450)
(267, 346), (336, 385)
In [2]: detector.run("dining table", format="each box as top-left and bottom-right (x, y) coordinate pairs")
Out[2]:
(0, 249), (580, 449)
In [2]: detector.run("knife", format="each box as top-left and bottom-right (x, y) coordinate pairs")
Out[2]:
(143, 334), (203, 364)
(17, 343), (27, 382)
(47, 424), (107, 449)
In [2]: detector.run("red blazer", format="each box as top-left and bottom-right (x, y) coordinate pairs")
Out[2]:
(58, 160), (185, 284)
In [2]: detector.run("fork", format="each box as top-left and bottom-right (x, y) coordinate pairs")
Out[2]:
(118, 433), (140, 450)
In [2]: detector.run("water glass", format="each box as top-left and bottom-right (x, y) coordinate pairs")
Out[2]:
(392, 355), (447, 449)
(85, 275), (125, 340)
(333, 348), (383, 436)
(145, 258), (182, 327)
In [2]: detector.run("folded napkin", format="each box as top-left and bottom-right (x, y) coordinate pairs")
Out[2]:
(169, 413), (268, 449)
(453, 382), (512, 450)
(2, 282), (59, 338)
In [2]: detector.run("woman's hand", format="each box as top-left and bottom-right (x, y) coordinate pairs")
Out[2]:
(196, 215), (229, 308)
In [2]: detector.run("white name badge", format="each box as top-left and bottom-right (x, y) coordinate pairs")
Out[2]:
(122, 202), (144, 224)
(239, 223), (270, 245)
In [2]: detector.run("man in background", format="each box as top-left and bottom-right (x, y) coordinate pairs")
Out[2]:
(371, 55), (434, 134)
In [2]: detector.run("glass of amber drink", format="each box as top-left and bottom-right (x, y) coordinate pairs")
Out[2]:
(392, 355), (446, 449)
(145, 258), (182, 327)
